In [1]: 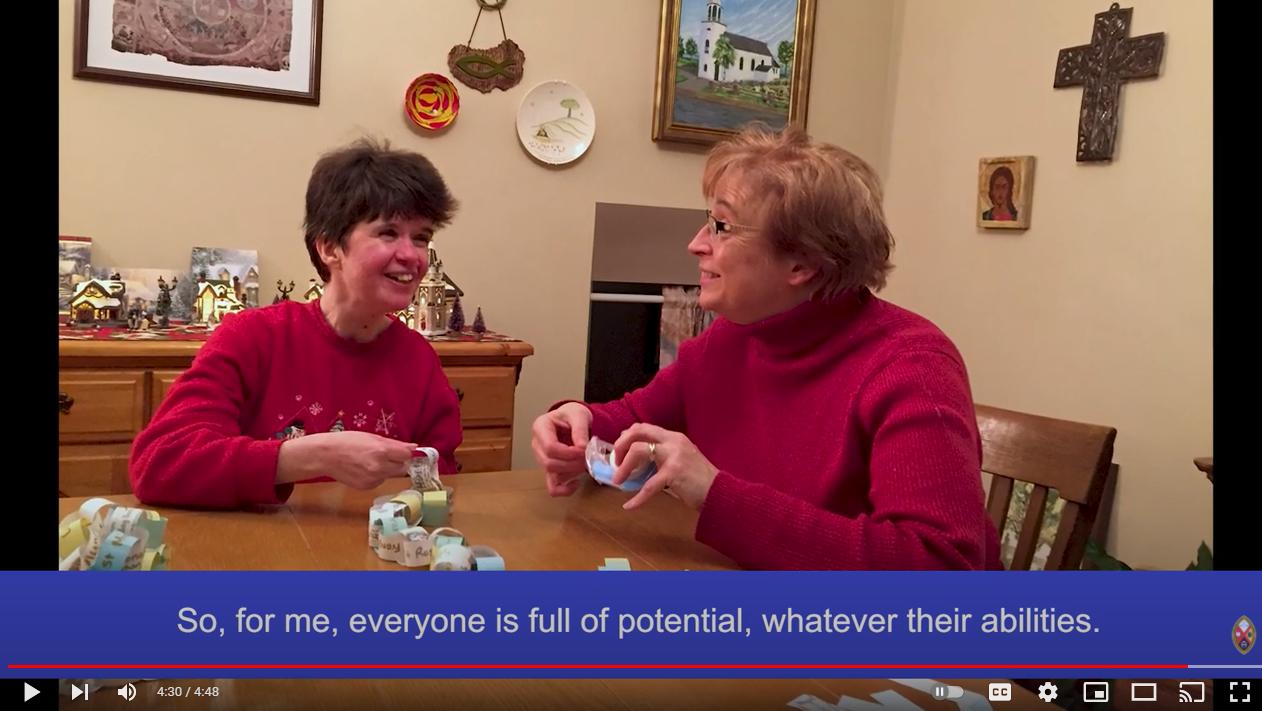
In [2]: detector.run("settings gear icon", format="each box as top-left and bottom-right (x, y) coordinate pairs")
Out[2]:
(1037, 682), (1059, 703)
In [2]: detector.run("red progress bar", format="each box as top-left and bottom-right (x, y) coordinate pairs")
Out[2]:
(11, 665), (1190, 669)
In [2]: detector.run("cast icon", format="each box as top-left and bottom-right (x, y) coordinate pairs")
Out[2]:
(1179, 681), (1205, 703)
(118, 683), (137, 701)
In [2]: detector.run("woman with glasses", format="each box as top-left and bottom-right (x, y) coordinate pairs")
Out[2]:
(530, 124), (1001, 571)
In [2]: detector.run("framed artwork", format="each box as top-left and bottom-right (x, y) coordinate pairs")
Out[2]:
(73, 0), (324, 106)
(651, 0), (817, 145)
(977, 156), (1035, 230)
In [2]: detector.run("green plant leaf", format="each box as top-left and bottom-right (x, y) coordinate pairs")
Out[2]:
(1187, 541), (1213, 570)
(1084, 539), (1132, 570)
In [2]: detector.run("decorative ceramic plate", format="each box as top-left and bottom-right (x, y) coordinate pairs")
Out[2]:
(405, 73), (460, 130)
(516, 80), (595, 165)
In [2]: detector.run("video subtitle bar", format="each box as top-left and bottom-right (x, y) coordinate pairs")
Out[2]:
(1, 571), (1256, 679)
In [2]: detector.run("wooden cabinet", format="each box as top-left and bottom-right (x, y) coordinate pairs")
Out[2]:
(58, 338), (534, 497)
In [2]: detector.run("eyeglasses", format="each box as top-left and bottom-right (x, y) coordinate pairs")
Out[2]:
(705, 209), (757, 237)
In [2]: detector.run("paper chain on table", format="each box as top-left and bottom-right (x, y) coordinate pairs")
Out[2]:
(58, 497), (170, 571)
(369, 447), (504, 570)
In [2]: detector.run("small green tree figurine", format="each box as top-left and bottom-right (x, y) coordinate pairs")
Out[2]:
(471, 306), (486, 340)
(448, 294), (465, 331)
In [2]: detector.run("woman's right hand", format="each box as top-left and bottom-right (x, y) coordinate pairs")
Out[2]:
(530, 402), (593, 497)
(277, 431), (417, 489)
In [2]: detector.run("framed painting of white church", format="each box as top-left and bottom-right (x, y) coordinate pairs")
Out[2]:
(652, 0), (817, 145)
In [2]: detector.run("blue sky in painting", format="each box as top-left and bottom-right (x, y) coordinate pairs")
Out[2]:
(679, 0), (797, 52)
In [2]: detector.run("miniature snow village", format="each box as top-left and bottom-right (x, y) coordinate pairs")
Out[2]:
(66, 272), (180, 331)
(58, 238), (492, 342)
(59, 241), (260, 332)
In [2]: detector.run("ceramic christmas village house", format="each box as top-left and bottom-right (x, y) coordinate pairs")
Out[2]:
(192, 268), (256, 325)
(67, 277), (128, 325)
(67, 274), (168, 329)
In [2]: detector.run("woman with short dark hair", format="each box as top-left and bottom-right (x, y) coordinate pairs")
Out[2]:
(130, 139), (463, 509)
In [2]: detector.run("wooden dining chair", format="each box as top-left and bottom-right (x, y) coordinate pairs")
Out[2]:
(977, 404), (1117, 571)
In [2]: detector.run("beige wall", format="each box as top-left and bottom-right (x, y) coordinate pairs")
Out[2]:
(881, 0), (1213, 569)
(57, 1), (896, 474)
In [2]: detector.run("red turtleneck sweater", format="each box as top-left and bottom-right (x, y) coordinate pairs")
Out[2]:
(129, 299), (463, 509)
(580, 290), (1003, 571)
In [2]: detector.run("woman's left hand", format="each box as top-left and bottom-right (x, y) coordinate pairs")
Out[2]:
(612, 423), (718, 511)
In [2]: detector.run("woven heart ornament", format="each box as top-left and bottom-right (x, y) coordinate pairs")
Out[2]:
(448, 39), (525, 93)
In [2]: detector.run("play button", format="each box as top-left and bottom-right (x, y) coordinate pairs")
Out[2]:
(23, 683), (38, 701)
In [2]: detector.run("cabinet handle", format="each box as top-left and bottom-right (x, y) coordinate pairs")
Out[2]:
(59, 392), (74, 415)
(455, 387), (464, 402)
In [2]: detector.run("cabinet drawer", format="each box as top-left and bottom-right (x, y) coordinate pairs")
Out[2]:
(454, 428), (513, 473)
(444, 366), (516, 428)
(59, 370), (147, 442)
(151, 369), (184, 418)
(59, 443), (132, 497)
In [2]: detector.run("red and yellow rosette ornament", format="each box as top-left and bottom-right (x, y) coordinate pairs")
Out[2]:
(405, 73), (461, 130)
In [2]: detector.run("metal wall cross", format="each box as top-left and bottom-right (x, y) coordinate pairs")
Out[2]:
(1054, 3), (1166, 162)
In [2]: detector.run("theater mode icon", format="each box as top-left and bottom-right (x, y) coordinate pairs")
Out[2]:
(1234, 615), (1254, 655)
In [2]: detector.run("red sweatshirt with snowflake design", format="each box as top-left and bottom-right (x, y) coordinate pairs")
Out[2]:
(129, 299), (463, 509)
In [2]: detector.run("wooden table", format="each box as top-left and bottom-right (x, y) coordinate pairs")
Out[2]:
(57, 471), (1045, 709)
(58, 470), (738, 571)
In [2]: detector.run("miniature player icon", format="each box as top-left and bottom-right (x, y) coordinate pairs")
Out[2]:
(408, 447), (442, 492)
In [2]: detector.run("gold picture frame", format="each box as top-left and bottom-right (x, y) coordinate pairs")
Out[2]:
(651, 0), (817, 145)
(977, 156), (1035, 230)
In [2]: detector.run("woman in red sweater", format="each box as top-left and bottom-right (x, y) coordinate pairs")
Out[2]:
(129, 139), (464, 509)
(531, 125), (1002, 571)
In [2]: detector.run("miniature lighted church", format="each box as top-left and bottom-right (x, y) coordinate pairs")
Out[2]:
(415, 248), (463, 336)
